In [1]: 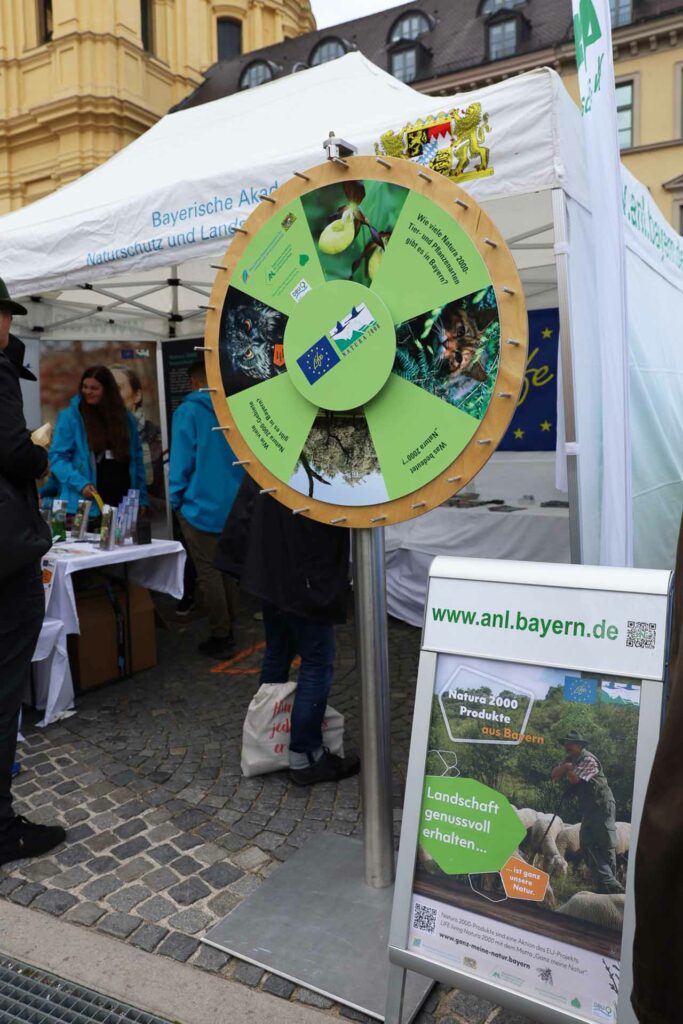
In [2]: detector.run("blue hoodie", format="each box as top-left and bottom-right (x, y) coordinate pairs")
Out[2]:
(169, 390), (244, 533)
(49, 394), (148, 514)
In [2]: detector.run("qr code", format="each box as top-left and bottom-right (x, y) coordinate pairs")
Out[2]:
(626, 621), (657, 649)
(412, 902), (437, 934)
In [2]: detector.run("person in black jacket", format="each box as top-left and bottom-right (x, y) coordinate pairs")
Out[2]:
(215, 475), (360, 786)
(0, 278), (66, 865)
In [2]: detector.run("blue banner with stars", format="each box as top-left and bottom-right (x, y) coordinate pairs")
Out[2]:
(499, 308), (559, 452)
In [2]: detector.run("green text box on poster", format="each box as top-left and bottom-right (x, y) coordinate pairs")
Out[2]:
(419, 776), (524, 875)
(365, 374), (479, 500)
(228, 375), (317, 482)
(371, 190), (492, 326)
(234, 198), (325, 317)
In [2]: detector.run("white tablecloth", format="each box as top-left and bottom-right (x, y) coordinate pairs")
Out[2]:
(34, 539), (186, 725)
(31, 617), (75, 728)
(385, 505), (570, 627)
(44, 539), (186, 634)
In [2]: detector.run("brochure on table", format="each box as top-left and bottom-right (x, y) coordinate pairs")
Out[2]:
(389, 557), (671, 1024)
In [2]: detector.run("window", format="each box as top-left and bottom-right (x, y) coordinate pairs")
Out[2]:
(610, 0), (632, 27)
(616, 80), (634, 149)
(140, 0), (154, 53)
(217, 18), (241, 61)
(309, 38), (345, 66)
(37, 0), (53, 43)
(488, 19), (517, 60)
(389, 12), (431, 42)
(678, 201), (683, 236)
(480, 0), (524, 13)
(239, 61), (273, 90)
(390, 48), (418, 83)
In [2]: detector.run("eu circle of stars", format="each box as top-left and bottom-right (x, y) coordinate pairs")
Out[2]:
(499, 310), (559, 452)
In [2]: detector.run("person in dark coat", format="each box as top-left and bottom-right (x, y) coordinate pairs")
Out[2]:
(215, 475), (360, 786)
(631, 512), (683, 1024)
(0, 278), (66, 865)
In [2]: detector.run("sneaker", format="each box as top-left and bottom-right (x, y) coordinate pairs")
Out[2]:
(289, 750), (360, 787)
(0, 815), (66, 866)
(176, 595), (196, 616)
(197, 635), (236, 659)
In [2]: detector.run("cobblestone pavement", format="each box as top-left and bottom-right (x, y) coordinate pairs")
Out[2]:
(2, 594), (533, 1024)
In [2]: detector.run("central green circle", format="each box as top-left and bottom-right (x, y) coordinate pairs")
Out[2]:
(283, 280), (396, 411)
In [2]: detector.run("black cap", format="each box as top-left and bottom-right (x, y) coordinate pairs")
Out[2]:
(561, 729), (589, 746)
(0, 277), (28, 317)
(6, 334), (37, 381)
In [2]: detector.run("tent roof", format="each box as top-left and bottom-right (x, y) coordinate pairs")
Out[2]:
(0, 54), (584, 299)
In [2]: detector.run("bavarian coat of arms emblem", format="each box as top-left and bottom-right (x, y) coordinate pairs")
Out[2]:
(375, 103), (493, 183)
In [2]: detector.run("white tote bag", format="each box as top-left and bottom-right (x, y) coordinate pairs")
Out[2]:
(241, 681), (345, 777)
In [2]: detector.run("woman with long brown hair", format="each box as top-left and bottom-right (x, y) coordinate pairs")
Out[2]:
(49, 365), (147, 512)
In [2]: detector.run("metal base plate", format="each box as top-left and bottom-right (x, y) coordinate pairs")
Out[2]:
(202, 832), (432, 1021)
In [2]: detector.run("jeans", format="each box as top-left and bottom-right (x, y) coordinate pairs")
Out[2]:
(259, 603), (335, 757)
(0, 562), (44, 832)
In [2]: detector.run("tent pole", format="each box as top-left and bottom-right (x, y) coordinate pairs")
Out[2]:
(170, 264), (179, 339)
(552, 188), (582, 564)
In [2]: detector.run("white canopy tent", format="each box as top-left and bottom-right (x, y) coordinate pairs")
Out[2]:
(1, 53), (681, 570)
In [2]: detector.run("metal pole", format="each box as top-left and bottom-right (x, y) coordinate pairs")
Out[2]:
(352, 526), (395, 888)
(551, 188), (582, 564)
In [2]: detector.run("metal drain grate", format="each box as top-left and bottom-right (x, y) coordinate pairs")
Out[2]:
(0, 955), (175, 1024)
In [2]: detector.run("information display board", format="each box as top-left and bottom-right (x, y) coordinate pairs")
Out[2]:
(388, 557), (672, 1024)
(205, 157), (527, 527)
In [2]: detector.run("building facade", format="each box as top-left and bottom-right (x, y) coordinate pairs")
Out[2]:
(0, 0), (314, 213)
(177, 0), (683, 231)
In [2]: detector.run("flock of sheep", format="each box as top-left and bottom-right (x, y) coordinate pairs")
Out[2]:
(513, 805), (630, 929)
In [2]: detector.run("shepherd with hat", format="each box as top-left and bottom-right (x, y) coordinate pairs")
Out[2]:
(551, 727), (624, 894)
(0, 276), (65, 866)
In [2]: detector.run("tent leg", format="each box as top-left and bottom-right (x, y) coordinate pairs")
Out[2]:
(552, 188), (582, 564)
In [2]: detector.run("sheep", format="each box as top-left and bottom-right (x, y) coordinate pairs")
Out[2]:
(553, 823), (582, 875)
(558, 892), (625, 931)
(513, 807), (541, 831)
(529, 814), (565, 873)
(615, 821), (630, 857)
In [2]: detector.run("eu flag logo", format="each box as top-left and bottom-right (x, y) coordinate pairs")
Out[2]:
(563, 676), (598, 704)
(297, 336), (340, 384)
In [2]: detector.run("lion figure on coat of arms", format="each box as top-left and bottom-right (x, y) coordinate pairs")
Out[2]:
(375, 101), (492, 182)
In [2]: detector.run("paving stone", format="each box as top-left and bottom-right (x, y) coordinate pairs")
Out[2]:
(129, 923), (168, 952)
(157, 931), (200, 963)
(30, 889), (79, 916)
(262, 975), (296, 999)
(254, 831), (286, 851)
(167, 878), (211, 906)
(192, 945), (231, 972)
(55, 844), (90, 867)
(207, 891), (240, 916)
(117, 856), (154, 882)
(166, 907), (213, 934)
(81, 874), (122, 900)
(173, 808), (210, 830)
(98, 912), (140, 939)
(65, 902), (106, 926)
(198, 861), (243, 889)
(116, 800), (149, 820)
(84, 831), (118, 853)
(169, 855), (202, 877)
(0, 877), (24, 896)
(443, 991), (496, 1024)
(54, 866), (91, 889)
(10, 883), (46, 906)
(227, 874), (262, 897)
(295, 988), (335, 1009)
(110, 836), (151, 860)
(141, 866), (179, 892)
(233, 846), (270, 870)
(114, 819), (148, 840)
(147, 844), (178, 866)
(147, 824), (178, 844)
(85, 855), (119, 874)
(137, 895), (176, 922)
(66, 823), (95, 840)
(108, 884), (152, 913)
(173, 833), (203, 852)
(232, 962), (264, 987)
(17, 859), (61, 882)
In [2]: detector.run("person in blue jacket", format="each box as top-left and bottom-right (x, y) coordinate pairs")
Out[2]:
(49, 365), (148, 514)
(169, 359), (244, 658)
